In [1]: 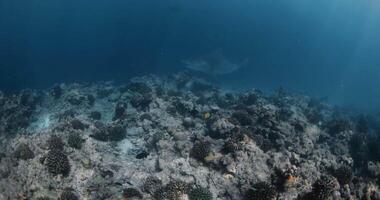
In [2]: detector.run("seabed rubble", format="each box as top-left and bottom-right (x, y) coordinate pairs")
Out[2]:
(0, 72), (380, 200)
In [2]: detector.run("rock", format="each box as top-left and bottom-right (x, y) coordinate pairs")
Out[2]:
(71, 119), (88, 130)
(51, 84), (63, 99)
(208, 118), (235, 139)
(89, 111), (102, 120)
(90, 123), (126, 142)
(182, 117), (195, 129)
(113, 102), (128, 120)
(136, 151), (149, 159)
(173, 131), (188, 141)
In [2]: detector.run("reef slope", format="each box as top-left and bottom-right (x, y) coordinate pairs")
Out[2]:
(0, 72), (379, 200)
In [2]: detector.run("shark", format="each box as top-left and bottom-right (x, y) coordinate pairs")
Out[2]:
(183, 50), (247, 75)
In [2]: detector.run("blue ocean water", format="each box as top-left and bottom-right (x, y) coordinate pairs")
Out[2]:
(1, 0), (379, 111)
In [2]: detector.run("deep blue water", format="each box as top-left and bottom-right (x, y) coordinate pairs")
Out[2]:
(1, 0), (380, 111)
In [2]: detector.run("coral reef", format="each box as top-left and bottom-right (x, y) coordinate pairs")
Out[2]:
(232, 110), (254, 126)
(113, 102), (128, 120)
(90, 123), (126, 142)
(305, 175), (339, 200)
(0, 90), (39, 135)
(333, 165), (353, 185)
(190, 140), (212, 163)
(13, 143), (34, 160)
(143, 176), (162, 194)
(70, 119), (88, 130)
(122, 188), (143, 199)
(154, 181), (190, 200)
(47, 135), (65, 151)
(59, 189), (79, 200)
(125, 82), (152, 95)
(89, 111), (102, 120)
(51, 84), (63, 99)
(189, 186), (213, 200)
(67, 132), (84, 149)
(130, 94), (153, 110)
(326, 118), (351, 135)
(244, 182), (277, 200)
(0, 72), (380, 199)
(44, 150), (70, 176)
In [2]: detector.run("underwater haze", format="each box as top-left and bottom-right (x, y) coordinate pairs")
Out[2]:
(1, 0), (380, 112)
(4, 1), (380, 199)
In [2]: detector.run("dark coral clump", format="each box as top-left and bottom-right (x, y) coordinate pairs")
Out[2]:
(113, 102), (128, 120)
(143, 176), (162, 194)
(189, 186), (213, 200)
(71, 119), (88, 130)
(172, 100), (197, 117)
(59, 189), (79, 200)
(367, 136), (380, 162)
(47, 135), (65, 151)
(153, 187), (167, 200)
(278, 108), (293, 122)
(223, 139), (242, 154)
(140, 113), (153, 121)
(5, 113), (31, 134)
(122, 188), (143, 199)
(0, 91), (37, 134)
(90, 123), (126, 142)
(45, 150), (70, 176)
(150, 131), (170, 149)
(240, 92), (259, 106)
(349, 133), (369, 168)
(154, 181), (190, 200)
(173, 100), (188, 115)
(130, 94), (153, 110)
(251, 127), (281, 152)
(272, 168), (297, 192)
(89, 111), (102, 120)
(244, 182), (277, 200)
(292, 121), (306, 133)
(87, 94), (95, 106)
(155, 85), (164, 97)
(326, 119), (351, 135)
(136, 150), (149, 159)
(212, 93), (230, 105)
(97, 88), (113, 98)
(67, 133), (84, 149)
(104, 124), (126, 141)
(349, 132), (380, 168)
(19, 89), (41, 108)
(166, 181), (190, 198)
(356, 115), (370, 133)
(36, 196), (52, 200)
(257, 112), (278, 129)
(305, 175), (338, 200)
(125, 82), (152, 95)
(66, 95), (86, 106)
(333, 165), (353, 185)
(51, 84), (63, 99)
(0, 153), (5, 162)
(190, 140), (212, 162)
(13, 143), (34, 160)
(232, 110), (253, 126)
(222, 129), (247, 154)
(57, 109), (77, 121)
(1, 91), (38, 134)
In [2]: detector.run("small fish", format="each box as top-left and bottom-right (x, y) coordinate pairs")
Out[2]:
(203, 112), (211, 120)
